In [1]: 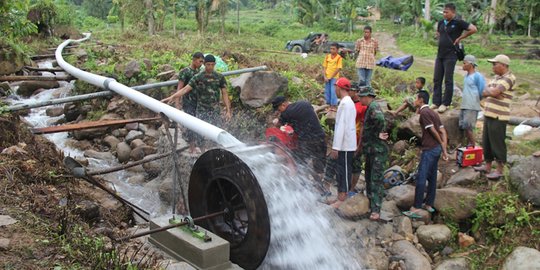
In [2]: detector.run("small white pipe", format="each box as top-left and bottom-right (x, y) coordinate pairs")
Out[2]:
(55, 33), (243, 147)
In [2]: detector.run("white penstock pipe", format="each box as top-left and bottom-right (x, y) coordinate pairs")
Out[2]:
(56, 33), (243, 147)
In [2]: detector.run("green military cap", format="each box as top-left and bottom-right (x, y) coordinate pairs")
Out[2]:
(358, 86), (376, 97)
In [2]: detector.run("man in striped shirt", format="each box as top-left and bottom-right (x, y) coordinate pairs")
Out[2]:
(473, 54), (516, 180)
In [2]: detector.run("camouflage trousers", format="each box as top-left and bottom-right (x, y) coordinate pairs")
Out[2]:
(364, 148), (388, 213)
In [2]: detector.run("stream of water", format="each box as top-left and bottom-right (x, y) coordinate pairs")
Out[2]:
(8, 60), (364, 269)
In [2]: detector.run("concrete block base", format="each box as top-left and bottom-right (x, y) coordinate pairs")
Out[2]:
(149, 216), (232, 270)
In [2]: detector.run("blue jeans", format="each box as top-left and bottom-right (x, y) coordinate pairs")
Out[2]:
(324, 78), (338, 106)
(357, 68), (373, 87)
(414, 145), (442, 208)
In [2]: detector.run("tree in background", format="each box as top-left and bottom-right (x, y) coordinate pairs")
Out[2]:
(83, 0), (112, 19)
(0, 0), (37, 40)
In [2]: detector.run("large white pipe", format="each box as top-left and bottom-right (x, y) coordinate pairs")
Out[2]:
(56, 33), (243, 147)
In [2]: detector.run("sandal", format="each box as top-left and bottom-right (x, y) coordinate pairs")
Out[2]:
(402, 210), (422, 219)
(369, 212), (380, 221)
(486, 171), (503, 180)
(422, 204), (436, 213)
(473, 165), (488, 172)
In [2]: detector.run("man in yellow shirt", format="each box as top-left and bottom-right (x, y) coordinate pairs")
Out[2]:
(322, 43), (343, 112)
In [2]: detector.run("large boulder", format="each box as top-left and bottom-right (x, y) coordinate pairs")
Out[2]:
(398, 109), (463, 147)
(103, 135), (120, 151)
(509, 156), (540, 206)
(231, 71), (288, 108)
(124, 60), (141, 79)
(336, 194), (370, 220)
(435, 258), (470, 270)
(386, 184), (415, 209)
(360, 247), (389, 270)
(416, 224), (452, 251)
(16, 81), (60, 97)
(434, 187), (478, 221)
(446, 167), (480, 186)
(390, 240), (431, 270)
(501, 246), (540, 270)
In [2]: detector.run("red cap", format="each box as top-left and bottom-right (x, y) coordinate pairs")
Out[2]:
(335, 77), (351, 90)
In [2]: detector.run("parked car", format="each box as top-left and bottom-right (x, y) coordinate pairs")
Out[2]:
(285, 32), (356, 59)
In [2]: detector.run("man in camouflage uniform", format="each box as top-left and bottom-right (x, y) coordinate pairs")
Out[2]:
(358, 86), (388, 221)
(173, 52), (204, 153)
(162, 54), (232, 146)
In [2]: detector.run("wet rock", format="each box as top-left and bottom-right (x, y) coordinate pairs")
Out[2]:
(392, 140), (409, 155)
(434, 187), (477, 221)
(130, 145), (156, 161)
(501, 246), (540, 270)
(130, 138), (145, 149)
(145, 128), (159, 139)
(158, 177), (173, 204)
(84, 150), (114, 161)
(75, 156), (89, 166)
(435, 257), (469, 270)
(0, 82), (11, 96)
(361, 247), (389, 270)
(446, 167), (480, 186)
(0, 215), (17, 226)
(64, 103), (81, 122)
(0, 50), (24, 75)
(386, 184), (415, 209)
(0, 238), (10, 251)
(103, 135), (120, 151)
(116, 142), (131, 163)
(124, 60), (141, 79)
(74, 200), (100, 222)
(138, 123), (149, 133)
(125, 122), (139, 131)
(45, 107), (64, 117)
(398, 109), (463, 147)
(416, 224), (452, 251)
(336, 194), (370, 220)
(126, 174), (146, 185)
(142, 156), (162, 177)
(509, 156), (540, 206)
(73, 126), (108, 140)
(17, 81), (60, 97)
(390, 240), (431, 270)
(156, 70), (176, 81)
(441, 246), (454, 256)
(393, 216), (413, 236)
(125, 130), (144, 144)
(231, 71), (288, 108)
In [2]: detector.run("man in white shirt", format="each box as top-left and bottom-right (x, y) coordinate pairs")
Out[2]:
(329, 77), (357, 208)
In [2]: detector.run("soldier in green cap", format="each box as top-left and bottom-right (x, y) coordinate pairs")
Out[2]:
(358, 86), (388, 221)
(162, 54), (232, 147)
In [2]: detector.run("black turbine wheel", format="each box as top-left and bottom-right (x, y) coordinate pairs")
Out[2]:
(188, 149), (271, 270)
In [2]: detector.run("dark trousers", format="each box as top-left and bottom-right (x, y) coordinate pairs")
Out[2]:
(433, 56), (458, 106)
(413, 145), (442, 208)
(336, 151), (354, 193)
(364, 149), (387, 213)
(294, 138), (327, 174)
(482, 117), (507, 163)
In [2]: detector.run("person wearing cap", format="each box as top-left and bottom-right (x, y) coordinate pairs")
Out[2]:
(162, 54), (232, 145)
(432, 3), (477, 113)
(403, 90), (448, 219)
(328, 77), (357, 208)
(172, 52), (204, 153)
(473, 54), (516, 180)
(271, 95), (327, 185)
(358, 86), (388, 220)
(460, 54), (485, 147)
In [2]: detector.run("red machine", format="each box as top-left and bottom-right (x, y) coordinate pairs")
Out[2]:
(456, 146), (484, 167)
(265, 125), (297, 150)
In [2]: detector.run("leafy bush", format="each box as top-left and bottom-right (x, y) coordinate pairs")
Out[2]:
(258, 22), (281, 37)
